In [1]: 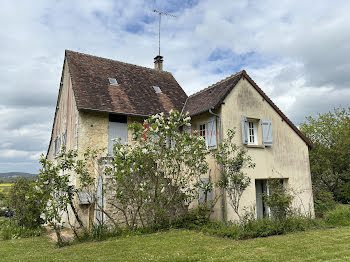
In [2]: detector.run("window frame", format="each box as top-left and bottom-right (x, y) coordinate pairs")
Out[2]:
(246, 120), (258, 145)
(199, 123), (206, 142)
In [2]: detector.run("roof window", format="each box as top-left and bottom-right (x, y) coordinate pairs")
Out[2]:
(152, 86), (162, 94)
(108, 77), (119, 86)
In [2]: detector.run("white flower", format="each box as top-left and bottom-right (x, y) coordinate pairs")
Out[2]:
(142, 148), (148, 154)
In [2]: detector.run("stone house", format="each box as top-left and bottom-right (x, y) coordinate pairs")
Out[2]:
(47, 50), (314, 226)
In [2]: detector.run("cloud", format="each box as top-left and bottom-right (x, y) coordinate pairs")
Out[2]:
(0, 0), (349, 173)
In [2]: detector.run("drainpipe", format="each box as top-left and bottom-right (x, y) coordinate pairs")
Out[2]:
(208, 108), (226, 222)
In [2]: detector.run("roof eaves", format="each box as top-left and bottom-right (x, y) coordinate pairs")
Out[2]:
(241, 70), (313, 148)
(46, 53), (67, 159)
(78, 107), (150, 118)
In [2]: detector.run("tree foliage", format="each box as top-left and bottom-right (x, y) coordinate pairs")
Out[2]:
(213, 129), (255, 221)
(300, 107), (350, 204)
(105, 110), (209, 228)
(7, 177), (44, 228)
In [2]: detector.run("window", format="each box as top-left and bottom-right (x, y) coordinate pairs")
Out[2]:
(199, 124), (206, 141)
(152, 86), (162, 94)
(247, 121), (258, 145)
(108, 77), (119, 86)
(241, 116), (272, 147)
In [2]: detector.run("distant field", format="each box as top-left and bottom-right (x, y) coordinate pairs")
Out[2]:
(0, 184), (12, 194)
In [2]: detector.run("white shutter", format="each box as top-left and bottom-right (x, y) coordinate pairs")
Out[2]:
(207, 117), (217, 149)
(108, 122), (128, 154)
(241, 116), (248, 145)
(262, 119), (273, 146)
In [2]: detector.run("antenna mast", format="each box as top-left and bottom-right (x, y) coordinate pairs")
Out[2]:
(153, 9), (176, 56)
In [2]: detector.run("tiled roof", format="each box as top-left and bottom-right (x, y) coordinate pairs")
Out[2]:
(183, 70), (313, 148)
(66, 50), (187, 116)
(183, 71), (243, 116)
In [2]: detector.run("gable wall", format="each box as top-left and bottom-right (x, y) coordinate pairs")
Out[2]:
(47, 60), (78, 161)
(220, 78), (314, 220)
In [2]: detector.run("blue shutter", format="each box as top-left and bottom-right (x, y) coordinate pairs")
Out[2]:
(241, 116), (248, 145)
(108, 122), (128, 154)
(207, 117), (217, 149)
(262, 119), (273, 146)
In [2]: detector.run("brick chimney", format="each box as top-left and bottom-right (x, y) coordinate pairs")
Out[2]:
(154, 55), (163, 71)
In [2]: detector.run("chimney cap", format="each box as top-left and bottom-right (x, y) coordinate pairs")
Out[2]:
(154, 55), (163, 60)
(154, 56), (163, 71)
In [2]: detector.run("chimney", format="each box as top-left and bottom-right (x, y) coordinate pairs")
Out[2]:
(154, 55), (163, 71)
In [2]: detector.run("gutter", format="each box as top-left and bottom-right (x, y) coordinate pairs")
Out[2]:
(208, 108), (226, 222)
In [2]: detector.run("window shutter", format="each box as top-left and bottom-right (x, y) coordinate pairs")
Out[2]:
(241, 116), (248, 144)
(108, 122), (128, 154)
(207, 117), (217, 149)
(262, 119), (273, 146)
(57, 136), (61, 154)
(62, 130), (67, 146)
(53, 138), (57, 155)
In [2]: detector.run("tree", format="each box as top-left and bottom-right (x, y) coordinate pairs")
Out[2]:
(37, 149), (89, 245)
(7, 177), (44, 228)
(105, 110), (209, 227)
(213, 129), (255, 221)
(300, 107), (350, 204)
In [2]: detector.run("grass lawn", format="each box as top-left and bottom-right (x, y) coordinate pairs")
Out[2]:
(0, 227), (350, 261)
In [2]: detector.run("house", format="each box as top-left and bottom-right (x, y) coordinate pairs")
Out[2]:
(47, 50), (314, 226)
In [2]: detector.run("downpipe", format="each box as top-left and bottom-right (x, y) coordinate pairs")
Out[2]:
(208, 108), (226, 222)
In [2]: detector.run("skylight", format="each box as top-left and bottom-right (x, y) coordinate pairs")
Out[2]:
(108, 77), (119, 86)
(152, 86), (162, 94)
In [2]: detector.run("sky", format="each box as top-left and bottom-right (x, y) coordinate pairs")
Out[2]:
(0, 0), (350, 174)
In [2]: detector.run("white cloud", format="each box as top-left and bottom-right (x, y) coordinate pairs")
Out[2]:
(0, 0), (349, 173)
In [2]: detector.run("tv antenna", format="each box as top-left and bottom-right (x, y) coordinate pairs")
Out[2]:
(153, 9), (176, 56)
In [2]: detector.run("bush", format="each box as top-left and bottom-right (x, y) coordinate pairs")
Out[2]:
(172, 207), (320, 240)
(323, 204), (350, 227)
(314, 191), (336, 217)
(7, 178), (44, 229)
(0, 218), (45, 240)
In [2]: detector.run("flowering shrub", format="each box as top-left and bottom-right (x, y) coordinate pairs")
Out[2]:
(106, 110), (209, 227)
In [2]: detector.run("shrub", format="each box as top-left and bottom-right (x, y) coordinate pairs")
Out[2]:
(323, 204), (350, 227)
(262, 179), (293, 220)
(7, 178), (44, 229)
(0, 218), (45, 240)
(314, 191), (336, 217)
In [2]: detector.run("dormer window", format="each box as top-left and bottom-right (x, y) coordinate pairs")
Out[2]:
(108, 77), (119, 86)
(152, 86), (162, 94)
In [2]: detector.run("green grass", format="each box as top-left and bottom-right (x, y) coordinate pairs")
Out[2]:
(1, 227), (350, 261)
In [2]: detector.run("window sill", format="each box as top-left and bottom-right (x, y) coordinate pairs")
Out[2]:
(246, 144), (265, 149)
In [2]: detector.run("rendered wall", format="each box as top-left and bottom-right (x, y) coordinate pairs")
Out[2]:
(47, 59), (78, 161)
(191, 78), (314, 222)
